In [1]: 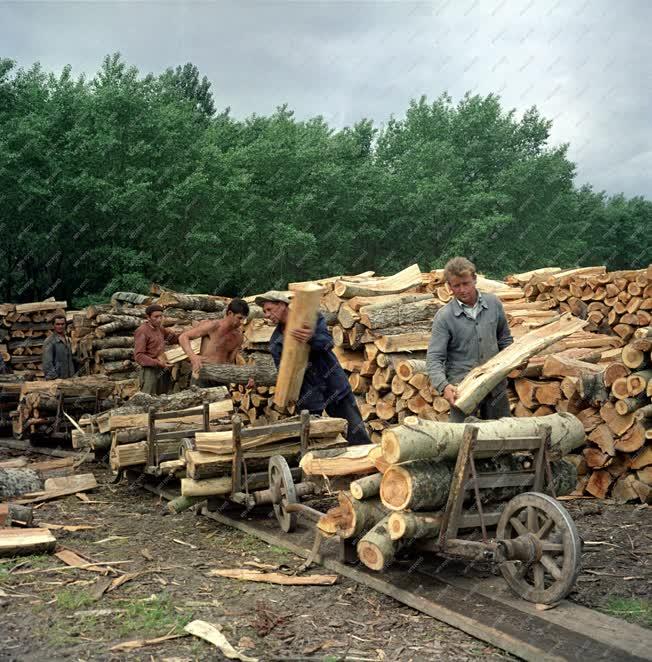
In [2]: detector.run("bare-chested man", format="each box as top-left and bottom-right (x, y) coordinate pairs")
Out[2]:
(178, 298), (250, 386)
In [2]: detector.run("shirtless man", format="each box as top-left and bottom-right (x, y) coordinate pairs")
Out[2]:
(178, 298), (250, 385)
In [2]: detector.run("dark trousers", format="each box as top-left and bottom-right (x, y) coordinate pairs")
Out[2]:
(448, 388), (510, 423)
(312, 392), (371, 446)
(139, 366), (171, 396)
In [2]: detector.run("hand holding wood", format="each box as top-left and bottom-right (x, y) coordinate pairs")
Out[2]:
(290, 325), (313, 344)
(443, 384), (457, 405)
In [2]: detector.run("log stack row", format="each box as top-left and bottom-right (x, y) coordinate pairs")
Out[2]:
(0, 299), (68, 379)
(10, 375), (130, 441)
(303, 413), (583, 572)
(521, 266), (652, 340)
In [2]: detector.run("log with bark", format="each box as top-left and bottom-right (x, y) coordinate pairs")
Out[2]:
(381, 413), (585, 465)
(197, 357), (277, 386)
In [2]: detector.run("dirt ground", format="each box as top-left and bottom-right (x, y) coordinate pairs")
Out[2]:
(0, 452), (650, 662)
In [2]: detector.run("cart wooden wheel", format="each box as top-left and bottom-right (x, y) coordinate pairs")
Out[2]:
(497, 492), (582, 604)
(268, 455), (298, 533)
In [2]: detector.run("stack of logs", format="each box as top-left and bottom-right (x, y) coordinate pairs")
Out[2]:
(11, 376), (130, 441)
(0, 299), (68, 379)
(303, 412), (583, 572)
(74, 290), (232, 383)
(179, 415), (348, 499)
(520, 266), (652, 339)
(71, 386), (234, 465)
(313, 264), (652, 503)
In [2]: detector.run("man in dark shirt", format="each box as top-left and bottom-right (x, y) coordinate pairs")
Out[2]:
(42, 315), (76, 380)
(256, 291), (370, 445)
(134, 304), (179, 395)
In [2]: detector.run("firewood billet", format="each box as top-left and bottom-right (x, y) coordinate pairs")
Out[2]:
(454, 314), (587, 414)
(381, 413), (585, 465)
(273, 283), (324, 408)
(357, 515), (404, 571)
(0, 503), (34, 527)
(380, 460), (451, 511)
(350, 473), (382, 500)
(387, 511), (442, 541)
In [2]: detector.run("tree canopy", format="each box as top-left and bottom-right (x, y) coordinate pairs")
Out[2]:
(0, 54), (649, 305)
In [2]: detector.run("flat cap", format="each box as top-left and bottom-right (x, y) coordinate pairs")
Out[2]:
(254, 290), (290, 307)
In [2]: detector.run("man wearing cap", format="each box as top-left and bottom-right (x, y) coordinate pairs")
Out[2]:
(178, 298), (250, 387)
(133, 304), (179, 395)
(256, 291), (371, 445)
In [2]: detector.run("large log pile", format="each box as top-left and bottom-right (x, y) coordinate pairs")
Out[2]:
(11, 376), (128, 441)
(0, 299), (68, 379)
(305, 413), (581, 572)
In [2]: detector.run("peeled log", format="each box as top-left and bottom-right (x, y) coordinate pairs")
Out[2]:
(350, 473), (383, 500)
(381, 413), (585, 465)
(198, 359), (277, 386)
(273, 284), (324, 407)
(454, 314), (587, 414)
(387, 511), (442, 541)
(357, 516), (403, 571)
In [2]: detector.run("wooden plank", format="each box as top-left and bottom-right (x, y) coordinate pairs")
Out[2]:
(0, 527), (57, 556)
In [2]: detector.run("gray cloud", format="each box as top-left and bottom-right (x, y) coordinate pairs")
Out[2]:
(2, 0), (650, 197)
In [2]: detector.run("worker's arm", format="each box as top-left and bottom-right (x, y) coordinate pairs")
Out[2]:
(178, 320), (217, 372)
(426, 313), (454, 403)
(134, 328), (163, 368)
(291, 315), (333, 350)
(42, 337), (58, 380)
(496, 300), (513, 351)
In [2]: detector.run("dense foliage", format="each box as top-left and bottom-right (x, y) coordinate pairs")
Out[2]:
(0, 54), (649, 305)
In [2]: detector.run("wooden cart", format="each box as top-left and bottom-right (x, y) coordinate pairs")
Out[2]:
(260, 422), (583, 605)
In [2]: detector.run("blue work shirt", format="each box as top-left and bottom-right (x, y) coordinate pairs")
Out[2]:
(269, 313), (351, 412)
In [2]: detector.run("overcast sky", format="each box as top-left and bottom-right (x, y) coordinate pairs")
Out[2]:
(2, 0), (651, 198)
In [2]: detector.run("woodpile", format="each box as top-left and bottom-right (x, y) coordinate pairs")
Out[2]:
(303, 263), (652, 503)
(10, 375), (129, 441)
(306, 413), (581, 572)
(0, 299), (68, 379)
(70, 386), (233, 463)
(179, 415), (348, 497)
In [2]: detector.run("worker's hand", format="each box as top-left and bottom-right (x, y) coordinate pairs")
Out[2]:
(290, 325), (313, 344)
(246, 377), (255, 390)
(157, 359), (172, 370)
(189, 354), (204, 374)
(443, 384), (458, 406)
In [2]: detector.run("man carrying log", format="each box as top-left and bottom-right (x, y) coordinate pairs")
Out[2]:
(178, 298), (250, 387)
(42, 315), (76, 380)
(426, 257), (513, 422)
(134, 304), (179, 395)
(256, 291), (371, 445)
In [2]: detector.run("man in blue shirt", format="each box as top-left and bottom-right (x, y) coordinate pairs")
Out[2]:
(256, 291), (370, 446)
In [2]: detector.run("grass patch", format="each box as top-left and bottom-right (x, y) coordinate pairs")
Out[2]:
(603, 597), (652, 627)
(55, 588), (96, 610)
(114, 593), (192, 638)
